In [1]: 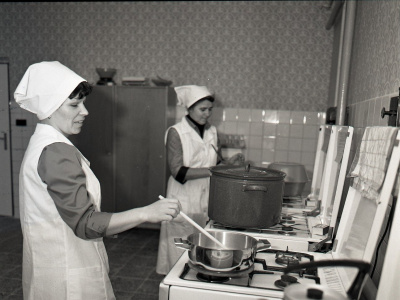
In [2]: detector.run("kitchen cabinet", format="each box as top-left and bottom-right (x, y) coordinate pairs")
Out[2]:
(71, 86), (176, 216)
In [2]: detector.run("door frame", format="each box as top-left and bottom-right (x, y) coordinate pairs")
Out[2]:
(0, 58), (14, 216)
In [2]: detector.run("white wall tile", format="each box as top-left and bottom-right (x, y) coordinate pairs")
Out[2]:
(290, 111), (304, 124)
(247, 149), (262, 163)
(264, 110), (278, 124)
(303, 125), (319, 139)
(237, 122), (250, 135)
(278, 110), (291, 124)
(249, 136), (263, 149)
(263, 123), (277, 136)
(262, 149), (275, 163)
(301, 138), (318, 152)
(289, 138), (302, 151)
(304, 112), (319, 125)
(224, 108), (238, 121)
(288, 151), (301, 163)
(277, 124), (290, 137)
(250, 109), (264, 123)
(276, 137), (289, 150)
(289, 124), (303, 138)
(223, 121), (238, 134)
(301, 152), (315, 165)
(250, 122), (264, 136)
(275, 150), (288, 162)
(237, 108), (251, 122)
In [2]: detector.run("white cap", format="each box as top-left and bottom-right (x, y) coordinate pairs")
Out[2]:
(14, 61), (86, 120)
(174, 85), (213, 109)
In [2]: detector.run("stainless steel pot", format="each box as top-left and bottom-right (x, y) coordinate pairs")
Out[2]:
(268, 162), (309, 197)
(174, 231), (271, 272)
(208, 164), (286, 228)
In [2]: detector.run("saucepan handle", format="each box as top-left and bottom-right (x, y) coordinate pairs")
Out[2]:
(256, 239), (271, 252)
(174, 238), (191, 250)
(242, 185), (268, 192)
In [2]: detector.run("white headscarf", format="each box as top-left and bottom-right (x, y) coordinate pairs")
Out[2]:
(14, 61), (86, 120)
(174, 85), (213, 109)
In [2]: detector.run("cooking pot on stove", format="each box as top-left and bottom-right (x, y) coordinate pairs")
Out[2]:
(268, 162), (309, 197)
(174, 231), (271, 273)
(283, 260), (370, 300)
(208, 164), (286, 228)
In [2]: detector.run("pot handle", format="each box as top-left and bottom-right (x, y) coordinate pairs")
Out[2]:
(256, 239), (271, 252)
(242, 185), (268, 192)
(174, 238), (191, 250)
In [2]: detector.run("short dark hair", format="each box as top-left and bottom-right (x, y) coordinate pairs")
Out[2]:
(188, 95), (215, 110)
(69, 81), (93, 99)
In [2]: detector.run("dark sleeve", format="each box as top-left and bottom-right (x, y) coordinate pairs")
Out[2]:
(166, 128), (188, 184)
(38, 142), (112, 239)
(216, 132), (223, 165)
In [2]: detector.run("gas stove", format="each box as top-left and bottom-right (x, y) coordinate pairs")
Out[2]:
(159, 246), (346, 300)
(160, 129), (400, 300)
(206, 209), (330, 252)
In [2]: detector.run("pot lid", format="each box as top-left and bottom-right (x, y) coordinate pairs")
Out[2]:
(210, 164), (286, 181)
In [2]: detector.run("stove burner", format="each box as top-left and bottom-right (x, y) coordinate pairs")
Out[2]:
(281, 214), (293, 221)
(281, 226), (294, 231)
(274, 274), (299, 289)
(196, 273), (230, 283)
(275, 251), (302, 266)
(278, 230), (296, 236)
(281, 220), (296, 225)
(188, 261), (255, 278)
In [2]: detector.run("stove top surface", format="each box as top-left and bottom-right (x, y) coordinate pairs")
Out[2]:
(163, 248), (346, 299)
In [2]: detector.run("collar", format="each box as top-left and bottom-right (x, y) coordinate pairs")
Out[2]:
(185, 115), (211, 130)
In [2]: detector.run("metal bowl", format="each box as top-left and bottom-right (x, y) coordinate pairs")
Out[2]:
(267, 162), (309, 196)
(96, 68), (116, 79)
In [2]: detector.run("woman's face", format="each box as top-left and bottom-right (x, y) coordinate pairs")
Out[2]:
(48, 96), (88, 137)
(188, 99), (213, 125)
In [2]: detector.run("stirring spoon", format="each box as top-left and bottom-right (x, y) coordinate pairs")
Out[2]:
(158, 195), (227, 249)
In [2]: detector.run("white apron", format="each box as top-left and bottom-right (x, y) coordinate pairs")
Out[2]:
(156, 117), (218, 275)
(19, 124), (115, 300)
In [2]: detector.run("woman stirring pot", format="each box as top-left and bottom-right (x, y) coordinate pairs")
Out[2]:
(156, 85), (244, 275)
(15, 61), (181, 299)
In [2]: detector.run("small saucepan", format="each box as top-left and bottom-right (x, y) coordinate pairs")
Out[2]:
(174, 231), (271, 272)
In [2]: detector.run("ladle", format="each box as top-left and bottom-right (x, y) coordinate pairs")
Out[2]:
(158, 195), (227, 249)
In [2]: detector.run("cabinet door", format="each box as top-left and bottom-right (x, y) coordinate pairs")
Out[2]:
(115, 87), (169, 211)
(71, 86), (115, 212)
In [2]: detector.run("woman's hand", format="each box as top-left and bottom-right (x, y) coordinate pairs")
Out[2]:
(141, 197), (181, 223)
(227, 153), (245, 165)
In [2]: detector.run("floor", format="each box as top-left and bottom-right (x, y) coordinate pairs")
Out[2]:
(0, 216), (164, 300)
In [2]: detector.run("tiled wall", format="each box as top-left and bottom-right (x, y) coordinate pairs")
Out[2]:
(340, 1), (400, 288)
(175, 106), (325, 172)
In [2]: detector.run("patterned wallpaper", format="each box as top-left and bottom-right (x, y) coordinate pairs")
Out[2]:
(1, 1), (332, 112)
(348, 0), (400, 105)
(342, 1), (400, 288)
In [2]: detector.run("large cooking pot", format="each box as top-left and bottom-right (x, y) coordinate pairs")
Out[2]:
(208, 164), (286, 228)
(174, 231), (271, 273)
